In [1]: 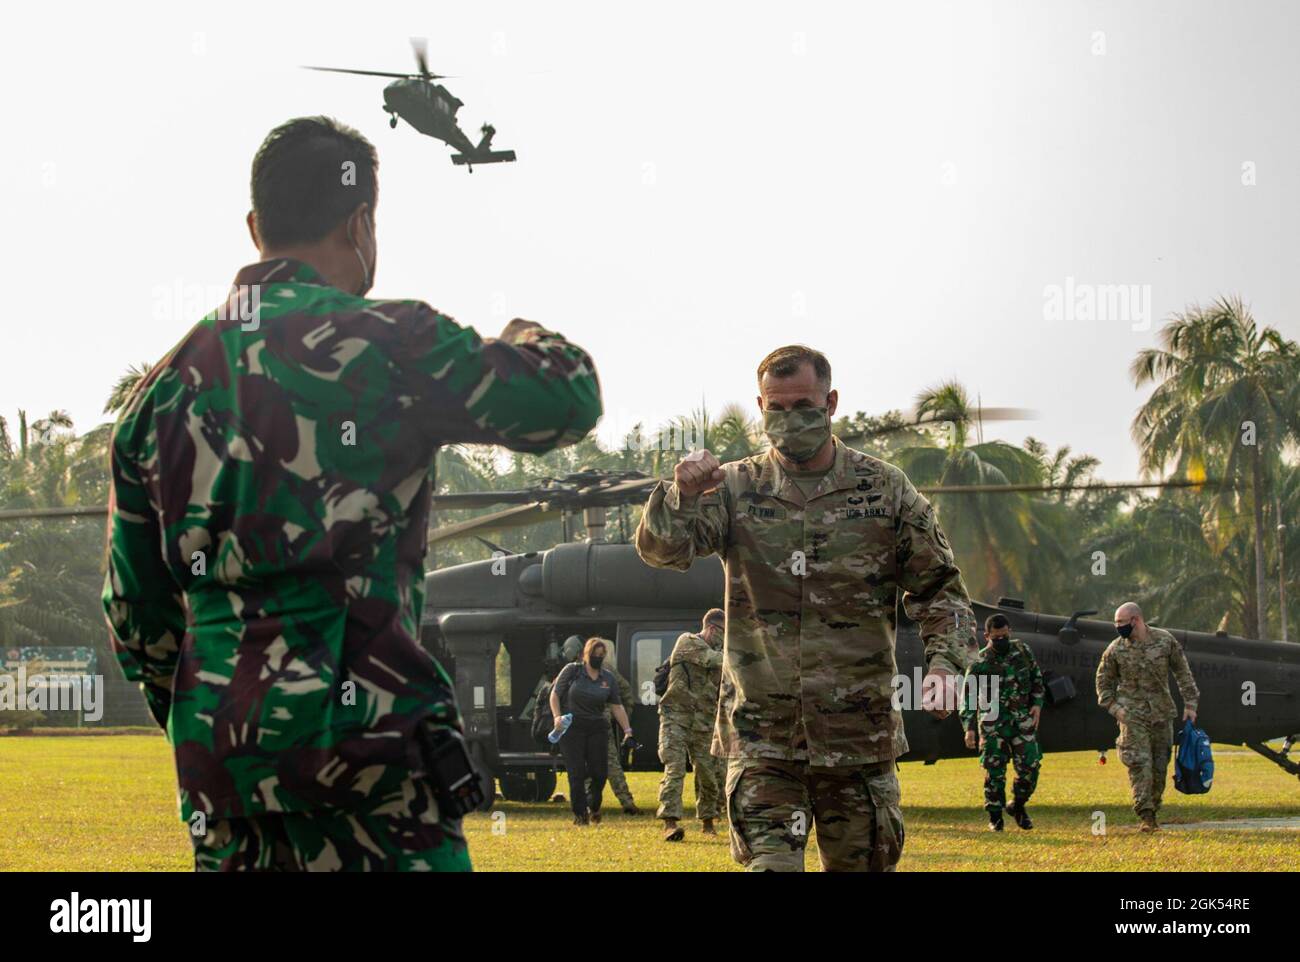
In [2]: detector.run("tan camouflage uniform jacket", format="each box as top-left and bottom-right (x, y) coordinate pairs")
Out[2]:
(1095, 626), (1200, 725)
(635, 437), (976, 767)
(659, 631), (724, 733)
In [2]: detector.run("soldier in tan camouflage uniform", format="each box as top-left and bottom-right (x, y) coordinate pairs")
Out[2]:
(658, 609), (726, 841)
(1095, 601), (1200, 832)
(635, 345), (975, 872)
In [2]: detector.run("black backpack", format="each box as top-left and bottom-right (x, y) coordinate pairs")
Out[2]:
(653, 660), (672, 699)
(530, 681), (555, 744)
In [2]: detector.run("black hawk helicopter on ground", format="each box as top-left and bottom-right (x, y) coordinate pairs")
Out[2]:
(304, 38), (516, 171)
(422, 442), (1300, 810)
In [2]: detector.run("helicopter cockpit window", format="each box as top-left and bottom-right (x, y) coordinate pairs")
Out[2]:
(496, 645), (511, 709)
(632, 629), (683, 706)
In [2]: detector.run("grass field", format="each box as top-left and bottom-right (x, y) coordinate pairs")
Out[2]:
(1, 735), (1297, 871)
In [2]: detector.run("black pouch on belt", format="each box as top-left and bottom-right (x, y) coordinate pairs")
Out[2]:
(417, 726), (486, 819)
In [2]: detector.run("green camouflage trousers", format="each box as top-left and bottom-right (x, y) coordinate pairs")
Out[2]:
(979, 715), (1042, 815)
(192, 775), (471, 872)
(725, 757), (903, 872)
(657, 715), (722, 821)
(586, 723), (636, 810)
(1117, 718), (1172, 817)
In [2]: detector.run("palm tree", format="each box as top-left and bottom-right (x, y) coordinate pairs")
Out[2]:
(891, 381), (1050, 601)
(0, 410), (110, 653)
(103, 361), (156, 416)
(1092, 493), (1254, 635)
(1131, 296), (1300, 638)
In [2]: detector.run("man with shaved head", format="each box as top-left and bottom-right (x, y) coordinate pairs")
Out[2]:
(1095, 602), (1200, 831)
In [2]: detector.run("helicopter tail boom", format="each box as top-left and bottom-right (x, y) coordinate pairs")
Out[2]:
(451, 149), (517, 167)
(451, 124), (516, 168)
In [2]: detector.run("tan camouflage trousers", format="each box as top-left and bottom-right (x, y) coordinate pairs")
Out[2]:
(725, 757), (903, 872)
(585, 723), (636, 810)
(657, 715), (722, 821)
(1117, 719), (1173, 818)
(191, 775), (471, 872)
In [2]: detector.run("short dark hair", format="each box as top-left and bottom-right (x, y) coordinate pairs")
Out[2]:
(757, 345), (831, 390)
(985, 613), (1010, 632)
(702, 608), (725, 630)
(251, 116), (378, 248)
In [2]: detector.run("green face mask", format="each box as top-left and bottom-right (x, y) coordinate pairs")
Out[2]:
(763, 407), (831, 463)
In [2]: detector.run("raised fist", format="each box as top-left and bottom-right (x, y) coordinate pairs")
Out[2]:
(673, 449), (724, 499)
(498, 318), (545, 343)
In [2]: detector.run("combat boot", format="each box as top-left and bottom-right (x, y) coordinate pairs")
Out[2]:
(622, 804), (640, 815)
(573, 813), (589, 827)
(1006, 802), (1033, 830)
(988, 813), (1004, 832)
(1139, 812), (1159, 833)
(701, 818), (717, 836)
(663, 818), (685, 842)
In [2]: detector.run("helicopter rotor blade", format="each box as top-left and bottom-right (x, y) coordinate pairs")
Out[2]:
(431, 489), (549, 510)
(842, 407), (1039, 443)
(411, 36), (431, 78)
(428, 502), (555, 546)
(302, 65), (416, 79)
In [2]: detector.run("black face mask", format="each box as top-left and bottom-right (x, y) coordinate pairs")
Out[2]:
(588, 655), (604, 670)
(1117, 623), (1135, 639)
(991, 636), (1011, 654)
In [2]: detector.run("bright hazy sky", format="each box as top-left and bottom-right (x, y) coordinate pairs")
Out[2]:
(6, 0), (1298, 481)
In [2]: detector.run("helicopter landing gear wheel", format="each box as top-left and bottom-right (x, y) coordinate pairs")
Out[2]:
(497, 769), (556, 803)
(389, 115), (397, 128)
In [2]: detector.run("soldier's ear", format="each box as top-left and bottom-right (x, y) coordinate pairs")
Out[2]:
(826, 389), (838, 417)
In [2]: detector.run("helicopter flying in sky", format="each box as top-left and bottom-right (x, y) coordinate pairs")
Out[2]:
(303, 38), (517, 172)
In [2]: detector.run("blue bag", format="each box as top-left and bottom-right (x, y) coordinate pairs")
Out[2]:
(1173, 718), (1214, 794)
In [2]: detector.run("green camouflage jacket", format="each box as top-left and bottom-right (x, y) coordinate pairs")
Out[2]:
(1095, 627), (1200, 726)
(634, 437), (975, 767)
(959, 638), (1045, 733)
(102, 258), (601, 820)
(659, 631), (723, 732)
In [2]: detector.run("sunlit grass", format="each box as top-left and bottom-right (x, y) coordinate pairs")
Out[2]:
(1, 735), (1296, 871)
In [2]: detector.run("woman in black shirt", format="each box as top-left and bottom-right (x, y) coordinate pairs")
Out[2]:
(548, 637), (635, 825)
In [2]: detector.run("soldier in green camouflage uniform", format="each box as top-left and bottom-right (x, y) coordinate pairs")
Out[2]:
(657, 609), (725, 841)
(102, 117), (602, 871)
(960, 613), (1045, 831)
(1096, 602), (1200, 832)
(635, 345), (975, 872)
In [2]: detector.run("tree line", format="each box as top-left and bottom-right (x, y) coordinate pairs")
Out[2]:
(2, 297), (1297, 661)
